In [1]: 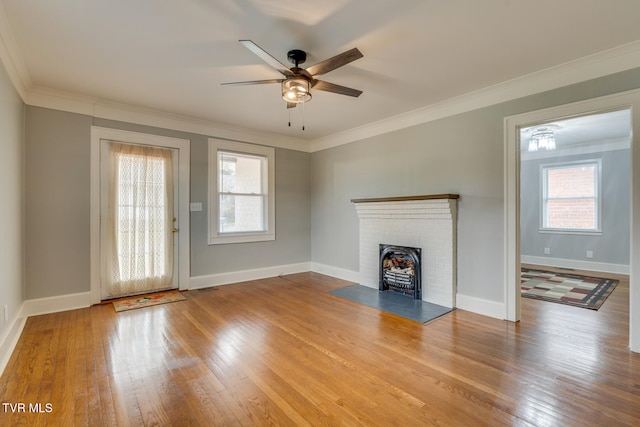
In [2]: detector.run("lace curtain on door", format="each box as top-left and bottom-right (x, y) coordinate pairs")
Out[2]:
(104, 142), (174, 298)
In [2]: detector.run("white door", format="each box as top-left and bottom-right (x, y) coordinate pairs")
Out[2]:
(90, 127), (190, 305)
(99, 140), (179, 300)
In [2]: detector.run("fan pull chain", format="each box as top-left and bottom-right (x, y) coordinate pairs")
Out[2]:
(288, 107), (291, 127)
(302, 101), (305, 131)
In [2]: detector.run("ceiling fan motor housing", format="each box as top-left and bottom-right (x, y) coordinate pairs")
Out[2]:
(287, 49), (307, 66)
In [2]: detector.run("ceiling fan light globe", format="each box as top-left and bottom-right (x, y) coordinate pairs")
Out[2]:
(282, 79), (312, 103)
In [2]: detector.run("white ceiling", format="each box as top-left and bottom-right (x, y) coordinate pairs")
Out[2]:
(520, 109), (632, 155)
(3, 0), (640, 144)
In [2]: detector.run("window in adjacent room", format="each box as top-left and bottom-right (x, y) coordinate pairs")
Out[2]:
(209, 139), (275, 244)
(540, 159), (601, 233)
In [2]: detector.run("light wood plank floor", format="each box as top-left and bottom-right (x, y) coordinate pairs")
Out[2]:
(1, 271), (639, 426)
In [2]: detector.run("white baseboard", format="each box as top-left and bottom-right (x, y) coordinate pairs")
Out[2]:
(190, 261), (360, 290)
(521, 255), (629, 275)
(0, 306), (27, 377)
(21, 292), (92, 318)
(0, 291), (91, 377)
(456, 293), (505, 320)
(310, 262), (359, 283)
(189, 262), (312, 290)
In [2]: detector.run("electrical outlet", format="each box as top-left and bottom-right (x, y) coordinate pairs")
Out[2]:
(586, 250), (594, 259)
(544, 248), (550, 255)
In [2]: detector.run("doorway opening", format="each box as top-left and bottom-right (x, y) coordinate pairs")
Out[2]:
(504, 90), (640, 352)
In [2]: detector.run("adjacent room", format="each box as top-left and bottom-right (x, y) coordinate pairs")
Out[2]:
(519, 110), (631, 312)
(1, 1), (639, 425)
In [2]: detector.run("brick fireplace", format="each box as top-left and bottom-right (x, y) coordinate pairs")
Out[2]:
(352, 194), (459, 308)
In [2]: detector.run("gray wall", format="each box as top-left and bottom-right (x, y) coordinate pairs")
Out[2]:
(188, 138), (311, 276)
(25, 108), (92, 299)
(310, 67), (640, 303)
(520, 149), (631, 265)
(0, 60), (24, 333)
(24, 109), (311, 299)
(311, 111), (506, 302)
(19, 66), (640, 303)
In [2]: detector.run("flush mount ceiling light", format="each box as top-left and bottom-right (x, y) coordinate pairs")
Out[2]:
(527, 126), (558, 152)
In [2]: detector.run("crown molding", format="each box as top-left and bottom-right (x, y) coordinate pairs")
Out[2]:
(25, 86), (311, 152)
(308, 40), (640, 152)
(2, 0), (640, 156)
(91, 99), (309, 152)
(26, 86), (97, 116)
(0, 2), (31, 100)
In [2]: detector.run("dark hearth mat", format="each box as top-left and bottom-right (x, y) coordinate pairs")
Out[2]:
(329, 285), (453, 323)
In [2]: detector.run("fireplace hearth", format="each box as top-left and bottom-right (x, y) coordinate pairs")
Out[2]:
(379, 244), (422, 299)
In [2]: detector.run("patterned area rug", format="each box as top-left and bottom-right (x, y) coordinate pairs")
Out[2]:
(112, 290), (186, 312)
(521, 268), (618, 310)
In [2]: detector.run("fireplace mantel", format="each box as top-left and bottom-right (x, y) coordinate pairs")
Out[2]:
(353, 194), (458, 308)
(351, 194), (459, 204)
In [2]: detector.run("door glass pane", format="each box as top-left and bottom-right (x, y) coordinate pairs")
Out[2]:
(116, 153), (168, 280)
(103, 142), (175, 299)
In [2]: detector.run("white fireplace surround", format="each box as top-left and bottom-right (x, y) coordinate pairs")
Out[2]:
(353, 195), (458, 308)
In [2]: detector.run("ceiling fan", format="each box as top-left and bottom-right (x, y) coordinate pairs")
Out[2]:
(222, 40), (364, 109)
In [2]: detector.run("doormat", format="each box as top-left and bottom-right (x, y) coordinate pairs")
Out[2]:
(521, 268), (618, 310)
(329, 285), (453, 323)
(112, 290), (186, 312)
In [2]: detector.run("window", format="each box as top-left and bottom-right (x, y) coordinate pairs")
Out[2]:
(209, 139), (275, 244)
(540, 160), (601, 233)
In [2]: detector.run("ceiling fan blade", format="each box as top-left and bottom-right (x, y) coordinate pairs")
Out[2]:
(306, 47), (363, 77)
(239, 40), (294, 77)
(221, 79), (283, 86)
(313, 80), (363, 97)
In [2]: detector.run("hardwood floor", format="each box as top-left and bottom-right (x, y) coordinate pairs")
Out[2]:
(1, 271), (639, 426)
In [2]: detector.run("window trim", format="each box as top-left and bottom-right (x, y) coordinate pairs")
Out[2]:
(539, 159), (602, 234)
(208, 139), (275, 245)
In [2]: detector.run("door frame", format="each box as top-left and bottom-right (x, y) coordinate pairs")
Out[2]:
(504, 89), (640, 352)
(90, 126), (190, 304)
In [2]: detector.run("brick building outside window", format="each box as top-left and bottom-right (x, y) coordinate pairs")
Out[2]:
(540, 160), (601, 232)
